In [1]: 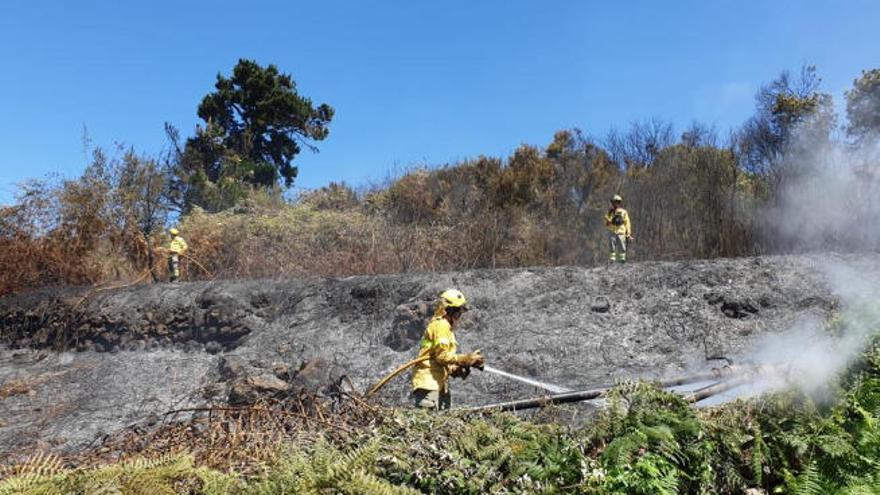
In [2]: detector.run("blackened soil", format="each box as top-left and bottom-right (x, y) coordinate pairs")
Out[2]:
(1, 254), (876, 457)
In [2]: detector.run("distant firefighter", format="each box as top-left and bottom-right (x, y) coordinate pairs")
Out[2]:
(165, 227), (189, 282)
(604, 194), (633, 263)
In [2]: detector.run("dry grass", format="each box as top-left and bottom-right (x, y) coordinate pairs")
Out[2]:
(54, 391), (383, 475)
(0, 371), (72, 401)
(0, 381), (30, 400)
(0, 130), (766, 295)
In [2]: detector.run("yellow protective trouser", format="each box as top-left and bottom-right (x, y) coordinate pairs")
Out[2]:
(609, 232), (627, 262)
(412, 388), (451, 410)
(168, 253), (180, 282)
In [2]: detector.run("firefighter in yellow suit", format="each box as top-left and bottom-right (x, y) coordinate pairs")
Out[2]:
(604, 194), (633, 263)
(166, 227), (189, 282)
(411, 289), (485, 410)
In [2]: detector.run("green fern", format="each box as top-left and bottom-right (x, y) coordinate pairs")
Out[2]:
(0, 453), (66, 495)
(787, 462), (824, 495)
(751, 423), (767, 486)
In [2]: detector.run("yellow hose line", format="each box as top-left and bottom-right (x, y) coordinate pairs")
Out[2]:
(91, 268), (152, 293)
(180, 253), (213, 276)
(366, 356), (431, 398)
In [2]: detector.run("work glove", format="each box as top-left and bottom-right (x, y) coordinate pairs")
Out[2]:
(449, 364), (471, 380)
(457, 350), (485, 370)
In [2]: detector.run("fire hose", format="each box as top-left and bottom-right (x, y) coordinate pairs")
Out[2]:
(365, 356), (431, 398)
(366, 353), (786, 411)
(464, 364), (786, 412)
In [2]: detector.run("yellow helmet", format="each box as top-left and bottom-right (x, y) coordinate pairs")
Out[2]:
(611, 194), (623, 203)
(169, 228), (180, 236)
(435, 289), (468, 317)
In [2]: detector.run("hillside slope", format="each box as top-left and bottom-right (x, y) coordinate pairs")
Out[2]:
(2, 254), (875, 456)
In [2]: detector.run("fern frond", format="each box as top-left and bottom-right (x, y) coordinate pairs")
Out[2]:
(339, 469), (422, 495)
(792, 462), (824, 495)
(0, 452), (64, 479)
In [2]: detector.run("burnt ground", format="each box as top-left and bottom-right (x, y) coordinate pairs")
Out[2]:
(1, 254), (876, 458)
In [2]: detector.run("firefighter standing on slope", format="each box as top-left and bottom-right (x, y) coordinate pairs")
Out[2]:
(604, 194), (633, 263)
(166, 227), (189, 282)
(411, 289), (485, 410)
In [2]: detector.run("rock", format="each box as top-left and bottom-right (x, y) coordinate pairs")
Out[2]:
(290, 358), (340, 395)
(384, 302), (431, 351)
(590, 296), (611, 313)
(218, 355), (249, 380)
(128, 340), (147, 352)
(721, 299), (759, 319)
(184, 341), (203, 353)
(272, 362), (290, 379)
(204, 341), (223, 354)
(251, 374), (289, 392)
(797, 296), (836, 311)
(143, 414), (159, 426)
(706, 291), (760, 318)
(201, 382), (226, 400)
(757, 293), (776, 308)
(228, 373), (290, 405)
(703, 292), (724, 305)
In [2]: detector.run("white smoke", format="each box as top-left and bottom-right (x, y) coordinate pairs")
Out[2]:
(774, 136), (880, 252)
(734, 128), (880, 401)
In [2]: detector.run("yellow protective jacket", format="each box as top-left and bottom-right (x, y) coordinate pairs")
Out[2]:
(168, 236), (189, 255)
(604, 207), (632, 237)
(411, 316), (460, 392)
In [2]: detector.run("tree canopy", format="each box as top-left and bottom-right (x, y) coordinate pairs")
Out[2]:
(846, 68), (880, 140)
(169, 59), (334, 211)
(735, 65), (833, 179)
(196, 59), (334, 187)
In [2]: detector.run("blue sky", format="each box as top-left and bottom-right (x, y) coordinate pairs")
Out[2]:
(1, 1), (878, 204)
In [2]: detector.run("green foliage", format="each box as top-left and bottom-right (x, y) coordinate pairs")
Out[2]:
(846, 68), (880, 140)
(585, 383), (707, 494)
(250, 439), (420, 495)
(0, 454), (242, 495)
(736, 65), (834, 179)
(4, 347), (879, 495)
(369, 410), (590, 494)
(189, 59), (333, 190)
(162, 59), (333, 212)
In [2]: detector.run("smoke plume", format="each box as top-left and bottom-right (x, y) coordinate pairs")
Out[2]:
(737, 129), (880, 400)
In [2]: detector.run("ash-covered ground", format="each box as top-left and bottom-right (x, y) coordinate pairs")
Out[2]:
(2, 254), (875, 458)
